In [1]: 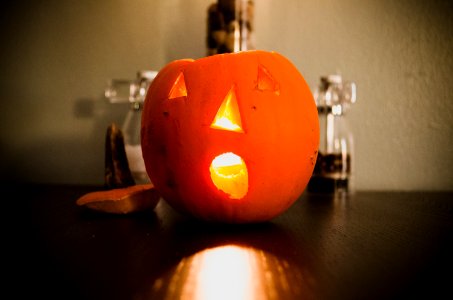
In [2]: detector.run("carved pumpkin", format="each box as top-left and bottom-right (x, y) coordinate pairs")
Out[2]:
(141, 50), (319, 223)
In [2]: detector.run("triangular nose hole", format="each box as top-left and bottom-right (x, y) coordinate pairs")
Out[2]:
(210, 86), (244, 133)
(168, 72), (187, 99)
(257, 65), (280, 95)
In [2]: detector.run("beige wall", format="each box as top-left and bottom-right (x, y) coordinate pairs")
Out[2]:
(1, 0), (452, 190)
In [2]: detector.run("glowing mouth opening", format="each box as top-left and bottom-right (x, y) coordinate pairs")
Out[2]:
(210, 152), (248, 199)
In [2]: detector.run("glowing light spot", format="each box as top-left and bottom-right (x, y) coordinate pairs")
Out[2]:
(151, 245), (308, 299)
(195, 245), (253, 300)
(210, 86), (244, 133)
(210, 152), (248, 199)
(169, 72), (187, 99)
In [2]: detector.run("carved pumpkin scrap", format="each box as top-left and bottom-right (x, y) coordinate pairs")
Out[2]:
(141, 50), (319, 223)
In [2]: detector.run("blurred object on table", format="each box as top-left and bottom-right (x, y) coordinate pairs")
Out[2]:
(308, 74), (357, 195)
(206, 0), (255, 55)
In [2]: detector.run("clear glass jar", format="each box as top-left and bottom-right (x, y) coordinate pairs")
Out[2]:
(307, 74), (357, 195)
(105, 70), (158, 184)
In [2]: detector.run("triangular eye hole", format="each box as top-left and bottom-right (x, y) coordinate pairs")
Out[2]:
(210, 86), (244, 133)
(168, 72), (187, 99)
(257, 65), (280, 95)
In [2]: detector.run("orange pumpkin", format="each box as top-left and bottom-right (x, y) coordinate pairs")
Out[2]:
(141, 50), (319, 223)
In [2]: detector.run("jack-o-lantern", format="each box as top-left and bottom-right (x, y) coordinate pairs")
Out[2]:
(141, 50), (319, 223)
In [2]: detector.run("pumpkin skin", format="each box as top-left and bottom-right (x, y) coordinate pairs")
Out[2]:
(141, 50), (319, 223)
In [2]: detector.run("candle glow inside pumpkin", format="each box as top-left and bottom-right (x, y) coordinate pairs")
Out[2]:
(210, 152), (248, 199)
(210, 86), (244, 133)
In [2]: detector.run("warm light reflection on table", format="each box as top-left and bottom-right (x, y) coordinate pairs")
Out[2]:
(182, 245), (254, 300)
(150, 244), (308, 300)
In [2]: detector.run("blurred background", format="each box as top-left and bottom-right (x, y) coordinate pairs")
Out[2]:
(1, 0), (452, 190)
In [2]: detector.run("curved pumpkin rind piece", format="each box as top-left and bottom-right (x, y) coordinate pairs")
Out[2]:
(76, 184), (160, 214)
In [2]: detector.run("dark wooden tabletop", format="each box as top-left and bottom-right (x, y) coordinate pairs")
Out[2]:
(5, 184), (453, 300)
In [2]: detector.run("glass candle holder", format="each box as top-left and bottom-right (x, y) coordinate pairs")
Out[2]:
(308, 74), (357, 195)
(105, 70), (158, 184)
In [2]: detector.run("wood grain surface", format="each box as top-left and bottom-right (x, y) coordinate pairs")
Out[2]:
(5, 184), (453, 300)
